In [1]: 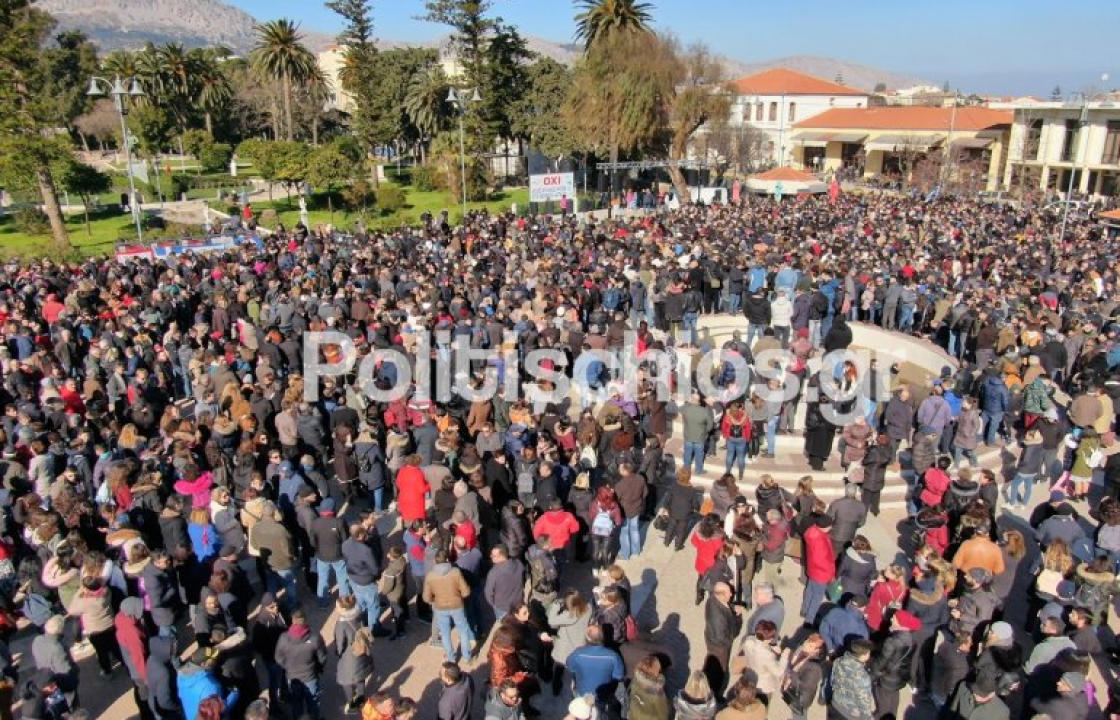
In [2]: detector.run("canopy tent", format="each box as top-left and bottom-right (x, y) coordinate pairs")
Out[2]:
(745, 167), (828, 195)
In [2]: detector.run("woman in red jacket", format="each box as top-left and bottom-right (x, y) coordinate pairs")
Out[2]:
(395, 455), (430, 524)
(801, 515), (836, 624)
(721, 401), (752, 482)
(865, 563), (909, 633)
(690, 514), (725, 605)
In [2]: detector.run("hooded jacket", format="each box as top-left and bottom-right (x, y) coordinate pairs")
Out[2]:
(177, 660), (235, 720)
(274, 622), (326, 681)
(146, 636), (182, 720)
(422, 562), (471, 610)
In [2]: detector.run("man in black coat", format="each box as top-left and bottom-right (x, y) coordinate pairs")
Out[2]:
(702, 581), (743, 702)
(308, 498), (348, 607)
(869, 609), (919, 720)
(437, 661), (475, 720)
(342, 524), (382, 630)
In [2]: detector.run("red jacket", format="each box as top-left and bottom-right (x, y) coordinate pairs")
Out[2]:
(803, 525), (836, 583)
(866, 578), (908, 631)
(691, 533), (724, 575)
(533, 510), (580, 549)
(721, 410), (752, 440)
(395, 466), (430, 523)
(919, 468), (950, 508)
(114, 609), (148, 683)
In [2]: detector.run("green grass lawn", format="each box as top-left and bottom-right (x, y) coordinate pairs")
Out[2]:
(0, 208), (142, 259)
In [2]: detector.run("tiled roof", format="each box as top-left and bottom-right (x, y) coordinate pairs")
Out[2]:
(794, 106), (1013, 131)
(751, 167), (818, 182)
(730, 68), (866, 96)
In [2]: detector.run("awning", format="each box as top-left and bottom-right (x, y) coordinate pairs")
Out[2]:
(828, 132), (868, 143)
(865, 134), (942, 152)
(950, 136), (994, 149)
(792, 131), (868, 146)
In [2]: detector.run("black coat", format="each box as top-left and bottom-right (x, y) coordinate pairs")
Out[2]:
(869, 631), (915, 691)
(499, 506), (531, 559)
(703, 597), (741, 650)
(342, 537), (380, 586)
(661, 483), (700, 520)
(309, 514), (347, 562)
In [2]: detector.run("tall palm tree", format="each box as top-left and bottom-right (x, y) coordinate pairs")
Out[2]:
(404, 65), (449, 162)
(250, 19), (316, 140)
(192, 47), (233, 136)
(574, 0), (654, 50)
(102, 49), (140, 80)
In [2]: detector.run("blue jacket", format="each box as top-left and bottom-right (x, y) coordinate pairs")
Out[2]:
(748, 267), (768, 293)
(177, 663), (237, 720)
(979, 375), (1010, 414)
(567, 644), (625, 698)
(820, 605), (870, 653)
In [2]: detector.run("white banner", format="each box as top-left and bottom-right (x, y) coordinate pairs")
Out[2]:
(529, 172), (575, 202)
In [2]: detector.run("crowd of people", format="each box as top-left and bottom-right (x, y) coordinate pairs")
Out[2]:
(0, 188), (1118, 720)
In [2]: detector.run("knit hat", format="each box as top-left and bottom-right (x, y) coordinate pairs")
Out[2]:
(988, 621), (1013, 644)
(120, 597), (144, 620)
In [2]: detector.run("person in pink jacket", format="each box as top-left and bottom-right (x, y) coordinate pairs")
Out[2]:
(173, 465), (214, 509)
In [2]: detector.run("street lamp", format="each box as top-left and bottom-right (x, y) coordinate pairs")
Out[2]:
(446, 87), (482, 222)
(1058, 73), (1111, 246)
(87, 75), (146, 242)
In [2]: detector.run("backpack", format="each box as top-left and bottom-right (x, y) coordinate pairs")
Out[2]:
(592, 509), (615, 536)
(529, 552), (558, 594)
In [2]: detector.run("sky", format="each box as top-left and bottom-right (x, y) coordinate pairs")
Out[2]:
(224, 0), (1118, 95)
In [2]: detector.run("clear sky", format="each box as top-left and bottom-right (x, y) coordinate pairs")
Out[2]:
(225, 0), (1118, 95)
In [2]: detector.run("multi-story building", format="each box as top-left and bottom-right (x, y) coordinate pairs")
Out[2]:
(995, 99), (1120, 197)
(726, 69), (870, 167)
(317, 45), (353, 112)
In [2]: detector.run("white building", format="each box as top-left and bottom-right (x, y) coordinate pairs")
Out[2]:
(727, 68), (870, 167)
(995, 98), (1120, 197)
(317, 46), (353, 112)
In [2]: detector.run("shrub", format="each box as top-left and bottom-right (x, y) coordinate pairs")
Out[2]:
(13, 207), (50, 235)
(412, 164), (437, 192)
(376, 186), (406, 214)
(197, 142), (233, 174)
(343, 179), (376, 213)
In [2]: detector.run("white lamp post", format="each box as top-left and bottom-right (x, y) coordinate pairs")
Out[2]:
(446, 87), (482, 221)
(87, 75), (146, 242)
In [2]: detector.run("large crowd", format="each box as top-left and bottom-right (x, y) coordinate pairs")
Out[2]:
(0, 188), (1119, 720)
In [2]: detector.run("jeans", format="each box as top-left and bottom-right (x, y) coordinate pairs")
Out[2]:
(682, 312), (699, 345)
(315, 558), (351, 600)
(370, 486), (385, 511)
(809, 318), (821, 348)
(265, 660), (286, 705)
(773, 325), (790, 349)
(899, 304), (916, 332)
(982, 411), (1003, 445)
(619, 515), (642, 560)
(766, 416), (780, 455)
(434, 607), (475, 662)
(725, 437), (747, 476)
(268, 567), (299, 608)
(801, 578), (827, 623)
(1009, 472), (1036, 505)
(746, 323), (765, 348)
(727, 292), (741, 314)
(351, 581), (383, 629)
(288, 677), (321, 720)
(683, 440), (706, 474)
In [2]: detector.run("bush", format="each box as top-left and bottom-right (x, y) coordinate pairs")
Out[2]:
(376, 186), (406, 214)
(197, 142), (233, 174)
(412, 164), (437, 192)
(343, 179), (376, 213)
(13, 207), (50, 235)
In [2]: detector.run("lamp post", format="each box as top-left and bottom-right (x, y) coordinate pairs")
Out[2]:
(87, 75), (146, 242)
(1058, 73), (1110, 247)
(446, 87), (481, 222)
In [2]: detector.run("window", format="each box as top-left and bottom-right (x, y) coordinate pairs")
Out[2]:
(1103, 120), (1120, 165)
(1025, 119), (1043, 161)
(788, 102), (796, 122)
(768, 102), (777, 121)
(755, 102), (763, 121)
(1061, 118), (1079, 162)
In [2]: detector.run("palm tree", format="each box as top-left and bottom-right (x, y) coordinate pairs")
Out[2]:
(574, 0), (654, 50)
(192, 48), (233, 136)
(102, 49), (140, 80)
(403, 65), (449, 162)
(250, 19), (316, 140)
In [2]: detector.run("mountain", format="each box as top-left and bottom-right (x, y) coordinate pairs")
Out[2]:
(720, 55), (927, 92)
(37, 1), (920, 93)
(37, 0), (334, 53)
